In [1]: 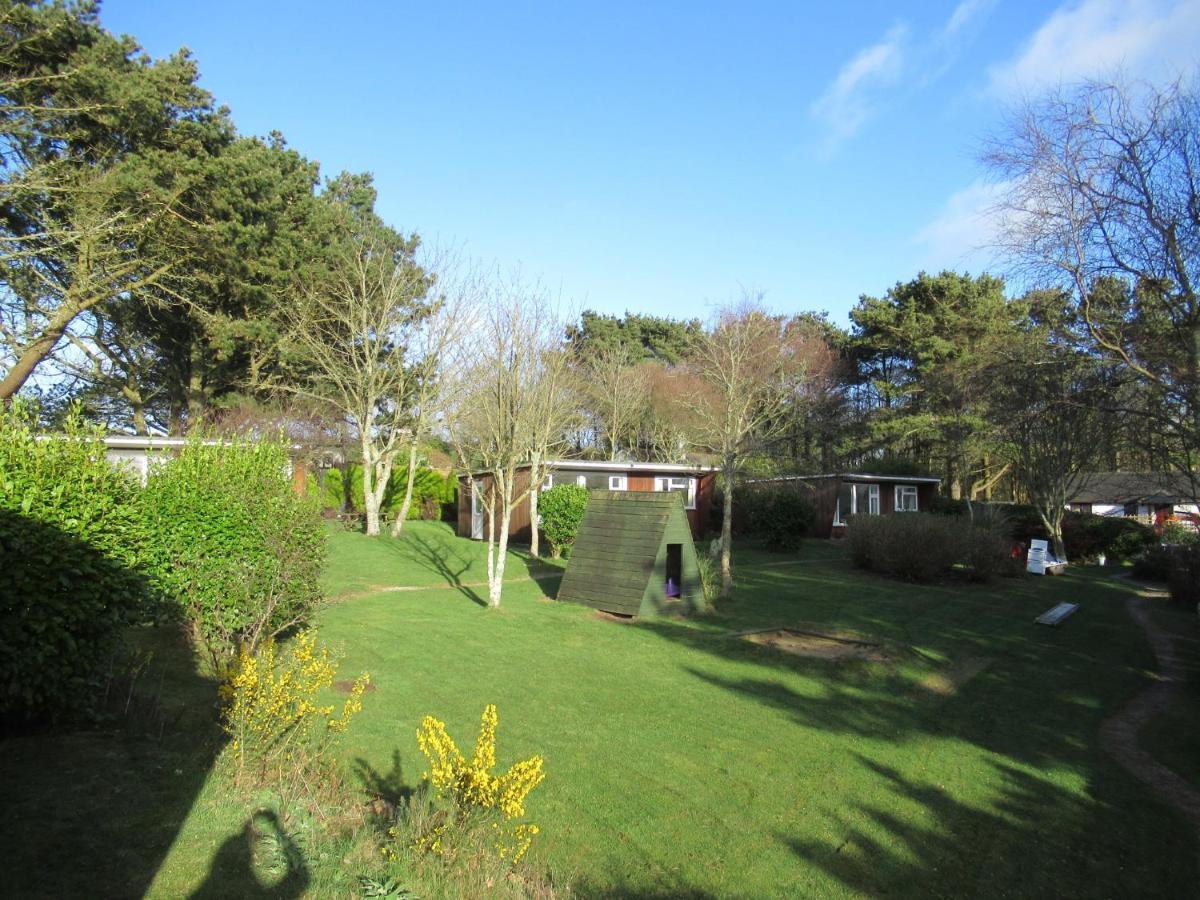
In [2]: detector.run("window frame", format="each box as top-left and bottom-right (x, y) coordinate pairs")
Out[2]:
(894, 485), (919, 512)
(541, 472), (553, 491)
(609, 474), (628, 491)
(576, 474), (587, 488)
(656, 475), (697, 510)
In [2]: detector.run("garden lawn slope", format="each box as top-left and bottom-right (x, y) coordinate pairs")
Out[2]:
(7, 522), (1195, 897)
(311, 525), (1195, 897)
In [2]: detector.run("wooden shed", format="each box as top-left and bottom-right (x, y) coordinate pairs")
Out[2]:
(557, 491), (709, 617)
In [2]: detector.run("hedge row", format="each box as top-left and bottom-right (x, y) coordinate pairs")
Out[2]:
(847, 511), (1014, 583)
(931, 499), (1156, 562)
(0, 405), (326, 721)
(0, 406), (155, 718)
(313, 463), (456, 520)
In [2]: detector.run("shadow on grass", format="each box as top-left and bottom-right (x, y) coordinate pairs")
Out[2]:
(189, 810), (309, 899)
(781, 755), (1138, 898)
(386, 528), (487, 606)
(383, 523), (563, 602)
(0, 509), (231, 898)
(632, 565), (1200, 896)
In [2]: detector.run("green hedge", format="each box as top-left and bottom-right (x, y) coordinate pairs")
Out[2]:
(0, 404), (155, 719)
(848, 512), (1013, 583)
(314, 464), (456, 520)
(144, 437), (326, 663)
(538, 484), (589, 557)
(937, 502), (1156, 562)
(735, 483), (816, 552)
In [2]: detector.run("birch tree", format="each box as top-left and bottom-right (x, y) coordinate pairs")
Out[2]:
(389, 256), (474, 536)
(446, 278), (575, 605)
(281, 228), (433, 536)
(688, 298), (834, 598)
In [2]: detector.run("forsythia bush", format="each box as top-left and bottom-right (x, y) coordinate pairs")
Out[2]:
(406, 704), (545, 863)
(221, 631), (369, 781)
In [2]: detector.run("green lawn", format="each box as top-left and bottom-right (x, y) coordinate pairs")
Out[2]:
(3, 521), (1198, 897)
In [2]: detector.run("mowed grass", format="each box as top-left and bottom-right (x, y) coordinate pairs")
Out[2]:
(3, 521), (1198, 897)
(315, 524), (1197, 895)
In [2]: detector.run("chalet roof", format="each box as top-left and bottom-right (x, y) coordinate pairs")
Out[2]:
(461, 459), (717, 479)
(747, 472), (942, 486)
(1069, 472), (1199, 505)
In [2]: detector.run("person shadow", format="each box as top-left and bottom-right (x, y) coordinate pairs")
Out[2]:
(188, 810), (309, 899)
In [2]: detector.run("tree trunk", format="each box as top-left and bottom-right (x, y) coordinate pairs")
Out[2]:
(528, 450), (542, 557)
(0, 319), (71, 400)
(186, 341), (207, 429)
(361, 437), (392, 537)
(491, 505), (512, 608)
(391, 441), (420, 537)
(1038, 509), (1067, 561)
(720, 462), (734, 599)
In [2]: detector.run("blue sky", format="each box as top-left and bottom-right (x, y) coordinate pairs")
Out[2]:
(101, 0), (1200, 326)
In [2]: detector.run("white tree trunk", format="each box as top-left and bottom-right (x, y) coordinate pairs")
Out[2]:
(485, 487), (497, 604)
(391, 441), (420, 537)
(528, 450), (542, 557)
(491, 504), (512, 608)
(361, 438), (392, 537)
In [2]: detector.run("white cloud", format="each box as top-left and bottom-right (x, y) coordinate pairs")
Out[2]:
(810, 1), (1000, 153)
(912, 179), (1011, 270)
(810, 24), (908, 152)
(942, 0), (998, 40)
(989, 0), (1200, 95)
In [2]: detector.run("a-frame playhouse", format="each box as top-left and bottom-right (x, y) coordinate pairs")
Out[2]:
(556, 491), (709, 617)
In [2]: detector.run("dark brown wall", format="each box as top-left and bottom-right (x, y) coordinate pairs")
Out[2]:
(809, 477), (840, 539)
(802, 477), (941, 539)
(455, 470), (534, 542)
(458, 467), (715, 542)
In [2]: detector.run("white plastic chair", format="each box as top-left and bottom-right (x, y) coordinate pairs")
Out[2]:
(1027, 538), (1065, 575)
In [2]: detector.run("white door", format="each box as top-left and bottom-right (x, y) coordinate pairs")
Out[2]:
(471, 483), (485, 539)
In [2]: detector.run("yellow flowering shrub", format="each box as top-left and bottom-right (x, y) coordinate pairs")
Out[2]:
(221, 630), (369, 783)
(413, 704), (545, 863)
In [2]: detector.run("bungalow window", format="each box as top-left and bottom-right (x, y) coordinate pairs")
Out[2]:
(576, 475), (587, 487)
(895, 485), (919, 512)
(834, 483), (880, 525)
(656, 476), (697, 510)
(609, 475), (627, 490)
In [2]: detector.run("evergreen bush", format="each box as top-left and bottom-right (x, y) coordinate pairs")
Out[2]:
(143, 436), (326, 664)
(538, 484), (589, 557)
(0, 403), (155, 719)
(737, 484), (816, 552)
(847, 512), (1011, 582)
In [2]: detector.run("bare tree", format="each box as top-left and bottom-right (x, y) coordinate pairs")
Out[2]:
(987, 73), (1200, 480)
(687, 297), (834, 598)
(390, 255), (475, 537)
(580, 345), (649, 460)
(1003, 355), (1109, 560)
(445, 276), (576, 605)
(280, 231), (434, 536)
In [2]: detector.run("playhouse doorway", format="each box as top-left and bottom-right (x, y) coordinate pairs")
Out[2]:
(665, 543), (682, 598)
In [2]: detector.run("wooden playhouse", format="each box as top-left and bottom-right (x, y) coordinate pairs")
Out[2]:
(557, 491), (709, 617)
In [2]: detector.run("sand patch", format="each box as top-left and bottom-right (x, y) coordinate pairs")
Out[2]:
(740, 628), (887, 662)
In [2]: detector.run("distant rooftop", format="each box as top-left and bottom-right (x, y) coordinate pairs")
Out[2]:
(1069, 472), (1198, 504)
